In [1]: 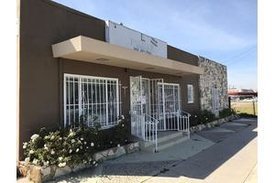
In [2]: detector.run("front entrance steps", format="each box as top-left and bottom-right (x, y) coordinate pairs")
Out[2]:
(140, 131), (189, 152)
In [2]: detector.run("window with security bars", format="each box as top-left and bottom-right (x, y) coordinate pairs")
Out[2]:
(187, 84), (194, 103)
(64, 74), (121, 128)
(158, 83), (180, 115)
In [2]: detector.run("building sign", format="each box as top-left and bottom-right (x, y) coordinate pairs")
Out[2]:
(105, 20), (167, 58)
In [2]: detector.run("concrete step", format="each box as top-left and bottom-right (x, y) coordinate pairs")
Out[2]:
(141, 131), (183, 148)
(158, 131), (184, 144)
(156, 135), (189, 152)
(140, 131), (189, 152)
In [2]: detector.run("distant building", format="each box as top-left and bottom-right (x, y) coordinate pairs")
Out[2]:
(228, 88), (257, 100)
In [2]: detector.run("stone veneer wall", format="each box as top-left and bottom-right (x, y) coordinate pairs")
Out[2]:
(198, 56), (228, 115)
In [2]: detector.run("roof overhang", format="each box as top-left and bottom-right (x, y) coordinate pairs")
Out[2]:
(52, 36), (204, 76)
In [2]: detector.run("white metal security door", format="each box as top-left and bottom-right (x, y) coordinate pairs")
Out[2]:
(130, 76), (157, 139)
(130, 77), (189, 150)
(158, 82), (180, 131)
(130, 76), (145, 139)
(150, 79), (164, 121)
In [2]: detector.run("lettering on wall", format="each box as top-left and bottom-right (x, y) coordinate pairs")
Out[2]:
(105, 20), (167, 58)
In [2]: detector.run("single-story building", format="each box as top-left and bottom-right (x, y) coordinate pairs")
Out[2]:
(17, 0), (228, 159)
(228, 88), (257, 101)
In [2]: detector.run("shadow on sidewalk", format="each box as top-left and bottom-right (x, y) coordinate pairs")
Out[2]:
(50, 119), (257, 182)
(150, 118), (258, 179)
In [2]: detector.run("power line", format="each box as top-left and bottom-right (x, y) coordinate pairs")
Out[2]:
(222, 46), (256, 62)
(224, 47), (257, 66)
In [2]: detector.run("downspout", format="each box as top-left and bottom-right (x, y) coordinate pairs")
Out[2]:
(16, 0), (21, 161)
(58, 58), (63, 129)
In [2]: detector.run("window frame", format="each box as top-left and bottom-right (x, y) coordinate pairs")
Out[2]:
(63, 73), (120, 129)
(187, 84), (194, 104)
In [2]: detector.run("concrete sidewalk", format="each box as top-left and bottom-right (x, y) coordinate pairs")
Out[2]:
(144, 118), (257, 183)
(244, 164), (257, 183)
(49, 134), (215, 183)
(48, 118), (257, 183)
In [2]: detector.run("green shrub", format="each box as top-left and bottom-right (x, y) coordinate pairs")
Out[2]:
(190, 110), (216, 126)
(238, 113), (257, 118)
(219, 108), (236, 118)
(199, 110), (216, 124)
(189, 114), (200, 126)
(113, 115), (130, 145)
(23, 115), (130, 167)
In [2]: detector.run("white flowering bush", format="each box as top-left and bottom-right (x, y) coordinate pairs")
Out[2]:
(23, 127), (96, 167)
(23, 116), (130, 168)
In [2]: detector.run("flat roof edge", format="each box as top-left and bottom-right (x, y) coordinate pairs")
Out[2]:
(53, 36), (204, 75)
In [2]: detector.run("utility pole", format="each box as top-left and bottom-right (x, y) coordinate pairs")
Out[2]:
(228, 96), (231, 109)
(252, 96), (256, 116)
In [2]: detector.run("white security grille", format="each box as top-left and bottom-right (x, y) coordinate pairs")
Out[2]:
(130, 76), (163, 139)
(158, 83), (181, 131)
(130, 76), (159, 151)
(150, 79), (164, 121)
(64, 74), (120, 128)
(130, 76), (190, 152)
(130, 76), (143, 139)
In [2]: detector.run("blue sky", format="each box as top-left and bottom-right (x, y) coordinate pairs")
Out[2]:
(54, 0), (257, 90)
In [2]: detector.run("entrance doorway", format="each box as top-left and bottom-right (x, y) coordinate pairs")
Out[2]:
(157, 82), (180, 131)
(130, 76), (161, 141)
(130, 76), (190, 145)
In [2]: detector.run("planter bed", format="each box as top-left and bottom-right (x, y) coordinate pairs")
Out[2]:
(190, 114), (239, 133)
(18, 115), (238, 183)
(19, 141), (140, 183)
